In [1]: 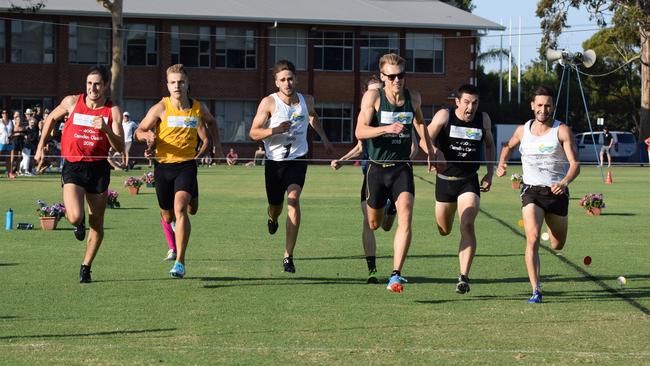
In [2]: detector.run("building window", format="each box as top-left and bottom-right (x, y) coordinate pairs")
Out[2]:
(314, 103), (353, 143)
(171, 25), (210, 68)
(268, 28), (307, 70)
(10, 20), (54, 64)
(69, 22), (110, 64)
(0, 21), (5, 63)
(124, 24), (157, 66)
(122, 99), (158, 122)
(214, 101), (257, 142)
(313, 31), (353, 71)
(215, 27), (256, 69)
(360, 32), (399, 72)
(405, 33), (444, 73)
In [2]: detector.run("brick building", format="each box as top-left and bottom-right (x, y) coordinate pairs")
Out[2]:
(0, 0), (502, 159)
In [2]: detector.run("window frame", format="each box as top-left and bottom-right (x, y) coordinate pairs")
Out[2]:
(359, 31), (399, 72)
(215, 27), (257, 70)
(124, 23), (158, 67)
(68, 21), (111, 65)
(268, 28), (307, 70)
(314, 102), (354, 143)
(313, 30), (354, 72)
(171, 25), (211, 68)
(405, 33), (444, 74)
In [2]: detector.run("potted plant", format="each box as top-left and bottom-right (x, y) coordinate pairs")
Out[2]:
(142, 171), (155, 188)
(510, 173), (523, 189)
(36, 200), (66, 230)
(106, 189), (120, 208)
(124, 176), (143, 196)
(579, 193), (606, 216)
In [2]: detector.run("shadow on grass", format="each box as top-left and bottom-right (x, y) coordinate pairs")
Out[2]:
(0, 263), (20, 267)
(0, 327), (176, 340)
(200, 276), (367, 288)
(481, 208), (650, 315)
(599, 212), (636, 216)
(0, 316), (18, 319)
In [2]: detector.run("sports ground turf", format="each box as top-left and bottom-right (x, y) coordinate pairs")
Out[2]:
(1, 165), (648, 365)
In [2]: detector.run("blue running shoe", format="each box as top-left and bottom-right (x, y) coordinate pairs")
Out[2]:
(170, 262), (185, 278)
(386, 274), (407, 293)
(528, 290), (542, 304)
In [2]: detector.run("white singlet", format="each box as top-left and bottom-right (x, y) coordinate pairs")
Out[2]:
(519, 119), (568, 187)
(263, 93), (309, 161)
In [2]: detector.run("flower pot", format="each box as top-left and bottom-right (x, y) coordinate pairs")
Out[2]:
(107, 203), (115, 209)
(511, 181), (521, 189)
(128, 186), (140, 196)
(586, 207), (601, 216)
(39, 217), (58, 230)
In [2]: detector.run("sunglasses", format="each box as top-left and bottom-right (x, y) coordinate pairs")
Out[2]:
(382, 72), (405, 81)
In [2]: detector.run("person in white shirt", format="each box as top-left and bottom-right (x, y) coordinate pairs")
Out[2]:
(496, 85), (580, 304)
(122, 111), (138, 169)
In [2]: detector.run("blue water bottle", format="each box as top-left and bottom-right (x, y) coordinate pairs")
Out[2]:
(5, 208), (13, 230)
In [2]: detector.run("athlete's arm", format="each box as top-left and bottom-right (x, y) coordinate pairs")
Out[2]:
(331, 140), (363, 170)
(34, 95), (76, 164)
(355, 89), (403, 140)
(496, 125), (524, 177)
(304, 94), (333, 154)
(134, 101), (165, 151)
(410, 90), (436, 172)
(249, 96), (290, 141)
(200, 102), (224, 162)
(195, 119), (210, 159)
(480, 112), (496, 192)
(100, 105), (125, 154)
(552, 124), (580, 195)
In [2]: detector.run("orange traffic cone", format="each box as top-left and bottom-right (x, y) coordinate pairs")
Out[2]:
(605, 170), (613, 184)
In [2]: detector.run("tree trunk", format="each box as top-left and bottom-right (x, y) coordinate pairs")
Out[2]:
(640, 26), (650, 140)
(109, 0), (123, 107)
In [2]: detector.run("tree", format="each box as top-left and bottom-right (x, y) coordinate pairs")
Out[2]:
(97, 0), (124, 108)
(537, 0), (650, 139)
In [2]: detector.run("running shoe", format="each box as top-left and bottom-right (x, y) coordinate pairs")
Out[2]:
(367, 269), (379, 284)
(170, 262), (185, 278)
(283, 256), (295, 273)
(386, 274), (407, 293)
(79, 264), (92, 283)
(73, 218), (86, 241)
(455, 275), (470, 294)
(163, 249), (177, 261)
(528, 290), (543, 304)
(268, 218), (279, 235)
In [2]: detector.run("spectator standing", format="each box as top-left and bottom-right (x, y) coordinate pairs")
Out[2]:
(10, 111), (25, 176)
(122, 111), (138, 169)
(0, 109), (13, 177)
(20, 117), (39, 175)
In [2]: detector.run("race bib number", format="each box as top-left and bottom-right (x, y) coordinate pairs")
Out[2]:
(72, 113), (108, 127)
(167, 116), (198, 128)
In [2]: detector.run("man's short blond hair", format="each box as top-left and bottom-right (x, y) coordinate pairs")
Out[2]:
(166, 64), (187, 78)
(378, 53), (406, 72)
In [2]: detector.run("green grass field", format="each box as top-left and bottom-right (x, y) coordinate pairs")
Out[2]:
(1, 165), (648, 365)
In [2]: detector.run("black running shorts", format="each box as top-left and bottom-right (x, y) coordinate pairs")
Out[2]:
(360, 173), (397, 214)
(154, 160), (199, 210)
(61, 160), (111, 194)
(520, 184), (569, 216)
(264, 157), (308, 206)
(365, 162), (414, 210)
(435, 173), (480, 203)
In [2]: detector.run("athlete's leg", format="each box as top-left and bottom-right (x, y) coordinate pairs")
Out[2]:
(172, 191), (192, 265)
(284, 184), (302, 257)
(392, 191), (414, 272)
(81, 191), (107, 266)
(457, 192), (480, 277)
(63, 183), (86, 226)
(361, 201), (377, 257)
(435, 201), (457, 236)
(522, 203), (545, 291)
(544, 213), (568, 251)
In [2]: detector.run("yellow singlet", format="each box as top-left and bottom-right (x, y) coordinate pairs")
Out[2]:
(156, 97), (201, 163)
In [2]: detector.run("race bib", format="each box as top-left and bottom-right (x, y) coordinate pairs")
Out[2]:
(166, 116), (198, 128)
(72, 113), (108, 127)
(449, 125), (482, 141)
(380, 111), (413, 125)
